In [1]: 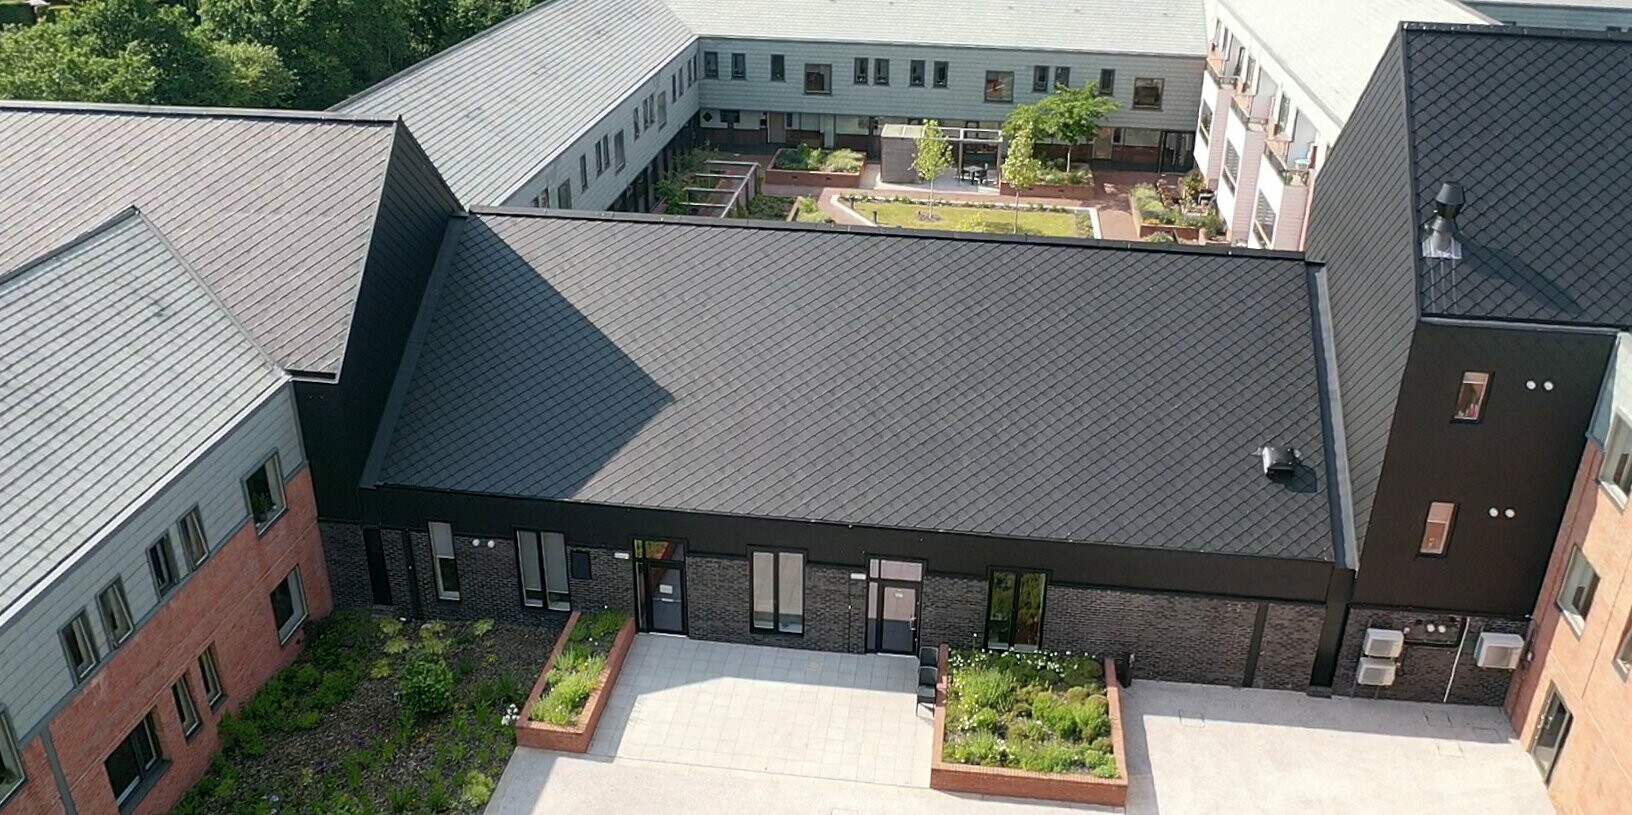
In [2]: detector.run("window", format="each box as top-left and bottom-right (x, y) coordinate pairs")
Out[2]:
(750, 550), (804, 634)
(1615, 618), (1632, 674)
(804, 63), (831, 95)
(198, 646), (225, 708)
(933, 60), (949, 88)
(720, 109), (740, 125)
(1032, 65), (1049, 93)
(731, 52), (745, 80)
(97, 579), (134, 647)
(1557, 546), (1600, 633)
(909, 59), (925, 87)
(1199, 101), (1213, 140)
(874, 58), (889, 86)
(614, 131), (626, 172)
(657, 94), (667, 128)
(176, 507), (207, 569)
(429, 522), (460, 601)
(1054, 66), (1070, 90)
(984, 71), (1014, 102)
(671, 73), (678, 100)
(556, 180), (572, 210)
(270, 567), (308, 643)
(0, 710), (22, 804)
(771, 54), (785, 81)
(532, 189), (549, 208)
(1132, 77), (1164, 109)
(517, 531), (570, 611)
(1419, 502), (1456, 556)
(986, 569), (1047, 651)
(632, 108), (640, 139)
(1601, 416), (1632, 500)
(148, 535), (178, 598)
(703, 51), (718, 79)
(595, 141), (604, 175)
(853, 57), (868, 84)
(172, 677), (201, 738)
(1453, 371), (1491, 422)
(244, 454), (285, 532)
(105, 714), (161, 807)
(61, 611), (98, 681)
(579, 156), (589, 192)
(1098, 68), (1116, 96)
(601, 135), (611, 171)
(686, 59), (694, 87)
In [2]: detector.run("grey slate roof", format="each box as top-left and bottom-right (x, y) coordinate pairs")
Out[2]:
(335, 0), (695, 205)
(0, 102), (402, 374)
(0, 210), (286, 614)
(375, 212), (1336, 561)
(1399, 25), (1632, 325)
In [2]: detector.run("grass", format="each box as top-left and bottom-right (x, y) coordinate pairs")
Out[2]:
(529, 610), (627, 726)
(941, 649), (1119, 779)
(773, 144), (864, 173)
(843, 199), (1092, 238)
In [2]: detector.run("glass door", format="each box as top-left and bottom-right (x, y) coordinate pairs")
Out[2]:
(1531, 687), (1573, 783)
(985, 569), (1047, 652)
(633, 539), (686, 635)
(865, 557), (923, 654)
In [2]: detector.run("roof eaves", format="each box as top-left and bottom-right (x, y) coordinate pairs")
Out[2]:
(1401, 19), (1632, 41)
(692, 31), (1203, 57)
(0, 99), (398, 127)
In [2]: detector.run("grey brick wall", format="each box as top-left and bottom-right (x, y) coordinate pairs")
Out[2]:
(383, 527), (632, 625)
(381, 527), (415, 619)
(1042, 585), (1259, 686)
(920, 574), (987, 653)
(320, 521), (372, 610)
(686, 556), (865, 652)
(1333, 608), (1526, 705)
(1252, 602), (1325, 691)
(568, 545), (635, 614)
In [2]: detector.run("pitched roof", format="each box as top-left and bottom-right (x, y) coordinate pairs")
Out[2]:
(666, 0), (1205, 54)
(374, 211), (1336, 560)
(334, 0), (694, 205)
(1216, 0), (1490, 125)
(0, 210), (287, 615)
(1400, 24), (1632, 325)
(0, 102), (402, 375)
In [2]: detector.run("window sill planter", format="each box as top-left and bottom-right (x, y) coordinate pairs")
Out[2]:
(515, 610), (637, 753)
(998, 180), (1096, 201)
(929, 645), (1130, 807)
(765, 148), (865, 188)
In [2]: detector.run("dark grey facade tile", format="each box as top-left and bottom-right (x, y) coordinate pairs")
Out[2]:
(320, 521), (374, 610)
(919, 575), (988, 653)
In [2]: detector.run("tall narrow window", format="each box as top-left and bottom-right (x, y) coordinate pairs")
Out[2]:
(873, 58), (889, 86)
(1098, 68), (1116, 96)
(770, 54), (785, 82)
(270, 567), (308, 643)
(557, 180), (572, 209)
(933, 60), (949, 88)
(172, 677), (201, 738)
(731, 52), (746, 80)
(97, 579), (134, 647)
(244, 453), (285, 532)
(61, 611), (98, 681)
(986, 569), (1047, 651)
(198, 646), (225, 707)
(853, 57), (868, 84)
(658, 94), (667, 127)
(984, 71), (1013, 102)
(750, 549), (804, 634)
(0, 710), (23, 803)
(614, 131), (626, 171)
(579, 155), (589, 192)
(1601, 416), (1632, 499)
(1419, 502), (1456, 555)
(177, 507), (208, 569)
(1615, 618), (1632, 674)
(595, 141), (605, 175)
(148, 534), (178, 598)
(1032, 65), (1050, 93)
(1454, 371), (1491, 422)
(429, 522), (460, 601)
(909, 59), (925, 87)
(632, 108), (640, 139)
(1054, 66), (1070, 90)
(517, 530), (570, 610)
(703, 51), (718, 79)
(105, 714), (161, 807)
(1558, 547), (1600, 633)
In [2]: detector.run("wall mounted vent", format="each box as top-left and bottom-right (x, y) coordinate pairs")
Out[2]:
(1363, 628), (1405, 660)
(1356, 657), (1397, 687)
(1475, 632), (1524, 670)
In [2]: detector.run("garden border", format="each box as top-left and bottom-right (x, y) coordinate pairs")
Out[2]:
(830, 194), (1101, 238)
(515, 611), (637, 753)
(929, 644), (1130, 807)
(998, 181), (1096, 201)
(765, 148), (866, 188)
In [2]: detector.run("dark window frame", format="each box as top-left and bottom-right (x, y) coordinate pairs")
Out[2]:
(1032, 65), (1050, 93)
(1098, 68), (1116, 96)
(105, 713), (164, 811)
(1132, 77), (1165, 110)
(1418, 501), (1457, 557)
(198, 645), (226, 709)
(874, 58), (889, 86)
(770, 54), (785, 82)
(270, 566), (308, 644)
(909, 59), (925, 87)
(1557, 546), (1600, 636)
(804, 63), (832, 95)
(983, 567), (1050, 652)
(171, 675), (202, 740)
(703, 50), (719, 79)
(1054, 66), (1070, 90)
(933, 60), (949, 88)
(97, 577), (134, 649)
(61, 610), (99, 683)
(556, 180), (572, 210)
(984, 70), (1014, 103)
(730, 52), (746, 80)
(242, 452), (285, 534)
(176, 507), (208, 570)
(427, 520), (460, 601)
(0, 708), (22, 807)
(853, 57), (868, 85)
(147, 534), (178, 599)
(1452, 371), (1492, 423)
(613, 130), (626, 172)
(748, 547), (806, 636)
(515, 528), (572, 612)
(579, 155), (589, 192)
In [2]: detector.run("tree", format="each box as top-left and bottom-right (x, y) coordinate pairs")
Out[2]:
(208, 39), (295, 106)
(0, 23), (157, 103)
(202, 0), (418, 108)
(912, 119), (953, 217)
(1002, 82), (1120, 173)
(1001, 128), (1043, 233)
(59, 0), (222, 104)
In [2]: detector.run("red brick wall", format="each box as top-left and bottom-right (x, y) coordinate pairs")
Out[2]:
(3, 735), (62, 814)
(1507, 444), (1632, 815)
(18, 469), (330, 815)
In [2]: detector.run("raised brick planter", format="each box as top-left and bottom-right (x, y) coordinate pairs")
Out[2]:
(998, 181), (1096, 200)
(765, 148), (864, 188)
(930, 645), (1130, 807)
(1130, 199), (1203, 242)
(515, 611), (637, 753)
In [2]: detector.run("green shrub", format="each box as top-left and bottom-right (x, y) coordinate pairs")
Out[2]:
(426, 777), (450, 812)
(291, 710), (323, 730)
(321, 791), (370, 815)
(943, 731), (1004, 766)
(774, 143), (821, 170)
(968, 708), (1000, 733)
(399, 654), (455, 720)
(1145, 232), (1177, 243)
(383, 636), (410, 655)
(470, 673), (525, 710)
(370, 658), (392, 680)
(821, 148), (864, 173)
(530, 670), (597, 724)
(584, 610), (626, 639)
(379, 617), (403, 637)
(954, 667), (1015, 713)
(1006, 717), (1050, 742)
(1013, 741), (1079, 773)
(218, 714), (266, 757)
(472, 618), (495, 637)
(387, 786), (417, 813)
(460, 770), (496, 807)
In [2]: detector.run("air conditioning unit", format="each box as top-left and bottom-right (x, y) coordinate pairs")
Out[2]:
(1363, 628), (1405, 659)
(1356, 657), (1397, 687)
(1475, 632), (1525, 670)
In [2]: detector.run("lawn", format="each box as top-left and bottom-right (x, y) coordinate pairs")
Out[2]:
(842, 199), (1092, 238)
(941, 649), (1118, 778)
(168, 613), (557, 815)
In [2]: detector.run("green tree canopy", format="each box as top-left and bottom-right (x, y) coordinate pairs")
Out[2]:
(1003, 82), (1120, 171)
(202, 0), (418, 107)
(59, 0), (219, 103)
(913, 118), (953, 213)
(0, 23), (157, 102)
(1001, 128), (1044, 232)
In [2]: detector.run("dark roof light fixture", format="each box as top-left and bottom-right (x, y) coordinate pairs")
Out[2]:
(1421, 181), (1465, 261)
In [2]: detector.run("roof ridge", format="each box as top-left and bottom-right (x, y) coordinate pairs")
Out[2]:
(0, 99), (399, 126)
(465, 205), (1316, 262)
(1401, 20), (1632, 43)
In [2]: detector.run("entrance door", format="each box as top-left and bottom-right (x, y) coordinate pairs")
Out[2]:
(865, 557), (924, 654)
(1531, 687), (1574, 783)
(1160, 131), (1194, 172)
(633, 538), (686, 635)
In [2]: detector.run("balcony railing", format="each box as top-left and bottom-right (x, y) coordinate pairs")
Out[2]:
(1205, 48), (1230, 83)
(1266, 138), (1316, 186)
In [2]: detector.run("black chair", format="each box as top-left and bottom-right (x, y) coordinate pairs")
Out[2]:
(916, 665), (938, 706)
(918, 646), (938, 668)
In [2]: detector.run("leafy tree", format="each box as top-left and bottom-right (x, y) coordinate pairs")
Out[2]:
(58, 0), (222, 103)
(1001, 128), (1044, 233)
(912, 119), (953, 217)
(202, 0), (418, 108)
(1003, 83), (1120, 172)
(0, 23), (157, 102)
(208, 39), (295, 106)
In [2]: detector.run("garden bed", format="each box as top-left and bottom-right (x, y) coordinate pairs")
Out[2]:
(169, 613), (557, 815)
(516, 610), (636, 753)
(930, 645), (1129, 807)
(837, 195), (1093, 238)
(766, 146), (865, 188)
(998, 167), (1095, 201)
(1129, 182), (1222, 244)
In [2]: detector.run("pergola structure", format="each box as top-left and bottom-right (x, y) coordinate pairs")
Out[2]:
(668, 159), (763, 218)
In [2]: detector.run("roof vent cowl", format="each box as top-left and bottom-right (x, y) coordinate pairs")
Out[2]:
(1258, 444), (1300, 479)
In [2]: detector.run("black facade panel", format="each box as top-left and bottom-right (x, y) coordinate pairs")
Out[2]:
(1354, 323), (1613, 613)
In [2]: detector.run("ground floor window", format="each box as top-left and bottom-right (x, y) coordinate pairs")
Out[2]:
(1531, 686), (1573, 782)
(750, 549), (804, 634)
(172, 677), (201, 738)
(198, 645), (225, 707)
(985, 569), (1047, 651)
(429, 521), (460, 601)
(0, 710), (23, 803)
(105, 713), (161, 806)
(271, 567), (308, 643)
(516, 530), (570, 611)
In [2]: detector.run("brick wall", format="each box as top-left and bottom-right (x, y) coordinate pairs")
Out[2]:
(920, 575), (987, 653)
(383, 528), (632, 626)
(686, 556), (865, 653)
(2, 733), (60, 814)
(1043, 585), (1259, 686)
(29, 470), (330, 815)
(567, 546), (635, 615)
(1333, 607), (1524, 705)
(1252, 602), (1324, 691)
(320, 521), (371, 610)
